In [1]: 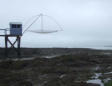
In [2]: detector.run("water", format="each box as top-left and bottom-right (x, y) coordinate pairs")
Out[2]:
(87, 71), (112, 86)
(87, 79), (104, 86)
(87, 73), (104, 86)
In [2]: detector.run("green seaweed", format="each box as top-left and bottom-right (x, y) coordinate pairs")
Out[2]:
(104, 80), (112, 86)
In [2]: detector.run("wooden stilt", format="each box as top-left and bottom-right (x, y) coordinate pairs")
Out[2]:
(5, 36), (8, 56)
(1, 35), (21, 57)
(17, 36), (21, 56)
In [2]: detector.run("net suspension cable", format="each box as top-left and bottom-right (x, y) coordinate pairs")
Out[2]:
(22, 14), (41, 34)
(22, 14), (63, 35)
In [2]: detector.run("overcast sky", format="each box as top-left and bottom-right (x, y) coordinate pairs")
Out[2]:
(0, 0), (112, 48)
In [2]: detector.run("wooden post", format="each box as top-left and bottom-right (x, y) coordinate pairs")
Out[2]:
(5, 35), (8, 56)
(17, 36), (21, 56)
(4, 35), (21, 56)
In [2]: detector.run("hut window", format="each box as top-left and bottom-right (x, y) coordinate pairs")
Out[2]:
(17, 25), (21, 28)
(12, 25), (16, 28)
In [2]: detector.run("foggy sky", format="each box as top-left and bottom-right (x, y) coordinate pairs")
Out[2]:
(0, 0), (112, 49)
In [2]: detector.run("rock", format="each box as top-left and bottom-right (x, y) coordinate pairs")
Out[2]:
(80, 82), (100, 86)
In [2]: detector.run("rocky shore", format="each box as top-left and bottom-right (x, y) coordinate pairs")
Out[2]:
(0, 48), (112, 86)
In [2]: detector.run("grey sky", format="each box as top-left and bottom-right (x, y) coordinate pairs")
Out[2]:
(0, 0), (112, 48)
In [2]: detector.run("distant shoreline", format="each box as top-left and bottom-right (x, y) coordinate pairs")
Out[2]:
(0, 47), (112, 50)
(0, 47), (112, 58)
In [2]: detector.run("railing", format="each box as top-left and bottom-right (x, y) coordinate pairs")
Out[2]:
(0, 28), (9, 35)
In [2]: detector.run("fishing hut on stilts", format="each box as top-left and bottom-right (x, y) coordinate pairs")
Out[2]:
(0, 13), (63, 57)
(0, 22), (22, 56)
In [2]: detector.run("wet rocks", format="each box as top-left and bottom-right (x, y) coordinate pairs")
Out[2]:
(80, 82), (100, 86)
(0, 48), (112, 86)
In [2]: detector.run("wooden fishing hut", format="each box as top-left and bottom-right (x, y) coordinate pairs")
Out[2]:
(0, 22), (22, 56)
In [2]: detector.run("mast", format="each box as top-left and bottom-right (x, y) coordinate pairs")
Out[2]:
(41, 13), (44, 32)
